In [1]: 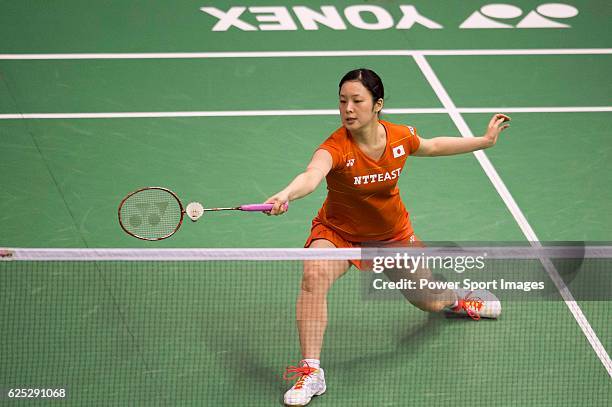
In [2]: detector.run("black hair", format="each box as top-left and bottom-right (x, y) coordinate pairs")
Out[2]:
(338, 68), (384, 105)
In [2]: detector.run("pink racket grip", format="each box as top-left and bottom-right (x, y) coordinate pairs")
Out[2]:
(240, 202), (289, 212)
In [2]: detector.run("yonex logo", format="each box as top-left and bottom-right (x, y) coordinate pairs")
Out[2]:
(0, 249), (14, 259)
(461, 4), (579, 29)
(131, 202), (169, 227)
(200, 4), (579, 31)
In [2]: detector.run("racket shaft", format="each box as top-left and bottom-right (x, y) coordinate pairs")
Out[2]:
(201, 203), (288, 212)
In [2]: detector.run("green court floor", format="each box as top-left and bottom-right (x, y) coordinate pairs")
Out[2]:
(1, 1), (610, 405)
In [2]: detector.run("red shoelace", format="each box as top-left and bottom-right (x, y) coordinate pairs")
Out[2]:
(283, 361), (317, 390)
(452, 294), (484, 321)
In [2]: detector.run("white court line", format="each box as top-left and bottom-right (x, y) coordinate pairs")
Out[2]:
(0, 108), (442, 120)
(1, 107), (611, 120)
(0, 49), (611, 59)
(413, 52), (612, 378)
(459, 107), (612, 113)
(423, 49), (612, 56)
(0, 110), (340, 120)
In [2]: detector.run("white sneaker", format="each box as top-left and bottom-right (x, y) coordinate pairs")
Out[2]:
(450, 289), (501, 320)
(283, 361), (326, 406)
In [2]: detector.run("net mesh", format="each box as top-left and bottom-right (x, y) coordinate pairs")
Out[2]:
(1, 247), (610, 405)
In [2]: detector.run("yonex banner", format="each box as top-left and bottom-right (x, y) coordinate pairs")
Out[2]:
(200, 3), (580, 31)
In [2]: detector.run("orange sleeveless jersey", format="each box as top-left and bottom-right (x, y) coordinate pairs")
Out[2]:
(315, 120), (421, 242)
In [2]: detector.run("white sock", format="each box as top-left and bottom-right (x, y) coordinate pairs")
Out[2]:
(302, 358), (320, 369)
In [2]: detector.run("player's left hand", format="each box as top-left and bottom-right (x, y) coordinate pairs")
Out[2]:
(483, 113), (511, 147)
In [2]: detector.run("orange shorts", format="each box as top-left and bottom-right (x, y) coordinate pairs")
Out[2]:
(304, 218), (423, 270)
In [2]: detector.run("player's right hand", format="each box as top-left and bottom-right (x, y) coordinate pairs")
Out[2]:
(264, 192), (290, 216)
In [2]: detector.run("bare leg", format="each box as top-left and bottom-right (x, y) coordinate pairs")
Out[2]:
(298, 239), (350, 359)
(383, 265), (457, 312)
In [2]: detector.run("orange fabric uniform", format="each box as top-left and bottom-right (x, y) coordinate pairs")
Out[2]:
(305, 120), (422, 261)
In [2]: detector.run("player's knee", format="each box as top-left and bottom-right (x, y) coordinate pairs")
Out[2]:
(301, 262), (335, 293)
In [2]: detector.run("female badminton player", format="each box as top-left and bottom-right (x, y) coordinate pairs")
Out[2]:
(265, 68), (510, 406)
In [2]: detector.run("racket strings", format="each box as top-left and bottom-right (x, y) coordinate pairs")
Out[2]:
(119, 189), (182, 240)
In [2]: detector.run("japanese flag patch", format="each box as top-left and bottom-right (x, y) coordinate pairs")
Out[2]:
(392, 145), (405, 158)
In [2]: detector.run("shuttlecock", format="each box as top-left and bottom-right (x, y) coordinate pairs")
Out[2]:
(186, 202), (204, 221)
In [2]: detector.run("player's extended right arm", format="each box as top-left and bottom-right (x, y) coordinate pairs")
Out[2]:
(265, 149), (333, 215)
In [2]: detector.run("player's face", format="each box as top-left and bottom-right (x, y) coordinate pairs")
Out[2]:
(339, 81), (382, 131)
